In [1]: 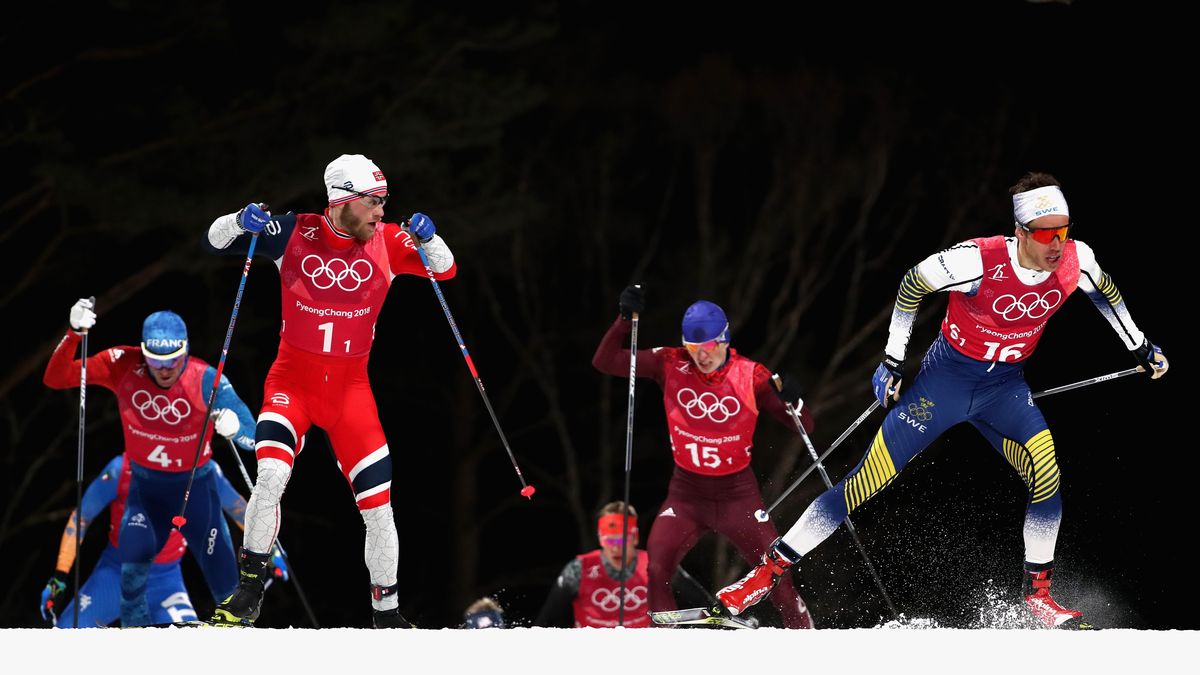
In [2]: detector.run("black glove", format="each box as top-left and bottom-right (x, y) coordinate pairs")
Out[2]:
(1131, 337), (1169, 379)
(773, 372), (805, 410)
(618, 284), (644, 320)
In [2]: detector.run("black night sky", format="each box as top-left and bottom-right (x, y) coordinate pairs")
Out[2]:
(1, 2), (1190, 630)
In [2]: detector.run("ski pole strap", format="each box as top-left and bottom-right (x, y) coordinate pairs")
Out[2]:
(372, 583), (399, 602)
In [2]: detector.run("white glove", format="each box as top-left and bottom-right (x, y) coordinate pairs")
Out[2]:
(213, 409), (240, 439)
(69, 298), (96, 332)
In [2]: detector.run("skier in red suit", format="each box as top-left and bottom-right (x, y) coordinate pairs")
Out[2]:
(204, 153), (456, 627)
(593, 288), (815, 628)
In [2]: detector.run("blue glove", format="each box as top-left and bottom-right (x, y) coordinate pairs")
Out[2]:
(408, 212), (436, 242)
(872, 356), (904, 408)
(238, 202), (271, 233)
(270, 547), (290, 583)
(1132, 338), (1169, 380)
(40, 571), (68, 624)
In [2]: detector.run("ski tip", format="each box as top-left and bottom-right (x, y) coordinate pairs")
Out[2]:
(520, 485), (536, 499)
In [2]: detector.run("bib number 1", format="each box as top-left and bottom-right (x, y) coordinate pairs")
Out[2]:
(317, 322), (351, 353)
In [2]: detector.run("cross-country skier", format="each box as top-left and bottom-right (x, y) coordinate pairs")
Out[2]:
(535, 501), (720, 628)
(592, 291), (815, 628)
(38, 453), (280, 626)
(715, 171), (1169, 629)
(535, 501), (652, 628)
(203, 153), (457, 628)
(43, 305), (257, 626)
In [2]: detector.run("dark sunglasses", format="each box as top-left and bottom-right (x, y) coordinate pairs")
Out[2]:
(330, 186), (388, 208)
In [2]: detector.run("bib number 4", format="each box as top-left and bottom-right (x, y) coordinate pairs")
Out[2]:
(147, 445), (182, 469)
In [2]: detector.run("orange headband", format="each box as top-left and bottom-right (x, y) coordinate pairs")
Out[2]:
(598, 513), (637, 538)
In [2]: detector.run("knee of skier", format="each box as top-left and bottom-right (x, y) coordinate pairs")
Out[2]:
(254, 412), (300, 465)
(254, 458), (293, 501)
(360, 502), (396, 535)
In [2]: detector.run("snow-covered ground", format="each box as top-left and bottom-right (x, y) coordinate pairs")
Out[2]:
(5, 626), (1196, 674)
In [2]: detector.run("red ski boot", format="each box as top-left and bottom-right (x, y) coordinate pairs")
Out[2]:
(1024, 567), (1083, 628)
(717, 538), (801, 616)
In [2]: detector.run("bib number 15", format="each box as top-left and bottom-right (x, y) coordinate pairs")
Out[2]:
(684, 442), (721, 469)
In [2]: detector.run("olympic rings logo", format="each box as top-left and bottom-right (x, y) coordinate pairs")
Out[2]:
(132, 390), (192, 425)
(906, 402), (932, 422)
(300, 254), (374, 291)
(676, 387), (741, 423)
(591, 585), (647, 612)
(991, 290), (1062, 321)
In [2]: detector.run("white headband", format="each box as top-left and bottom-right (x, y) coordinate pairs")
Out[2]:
(324, 154), (388, 205)
(1012, 185), (1069, 226)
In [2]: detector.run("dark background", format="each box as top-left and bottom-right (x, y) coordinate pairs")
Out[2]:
(1, 2), (1190, 629)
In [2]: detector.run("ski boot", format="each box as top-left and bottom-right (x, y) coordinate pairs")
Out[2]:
(1023, 565), (1084, 629)
(373, 608), (414, 628)
(371, 583), (413, 628)
(211, 549), (272, 627)
(716, 538), (802, 616)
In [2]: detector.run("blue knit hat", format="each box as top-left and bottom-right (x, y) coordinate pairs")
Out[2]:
(141, 311), (188, 365)
(681, 300), (730, 343)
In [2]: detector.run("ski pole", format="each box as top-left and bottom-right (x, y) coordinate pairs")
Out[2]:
(221, 437), (320, 628)
(73, 295), (95, 628)
(619, 307), (639, 626)
(773, 376), (900, 619)
(406, 222), (535, 500)
(755, 399), (880, 522)
(172, 233), (259, 529)
(1031, 366), (1144, 400)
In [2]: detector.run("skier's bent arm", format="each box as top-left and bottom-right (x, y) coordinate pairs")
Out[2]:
(884, 243), (982, 361)
(591, 317), (664, 382)
(1074, 240), (1145, 351)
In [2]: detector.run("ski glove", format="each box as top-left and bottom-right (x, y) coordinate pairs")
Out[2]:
(269, 546), (290, 583)
(40, 571), (69, 623)
(69, 298), (96, 332)
(1132, 338), (1169, 380)
(773, 372), (805, 411)
(213, 408), (240, 439)
(238, 203), (271, 234)
(408, 212), (436, 242)
(873, 356), (904, 408)
(618, 284), (644, 320)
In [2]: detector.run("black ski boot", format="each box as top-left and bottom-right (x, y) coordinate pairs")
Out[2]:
(211, 549), (272, 627)
(372, 608), (413, 628)
(371, 583), (413, 628)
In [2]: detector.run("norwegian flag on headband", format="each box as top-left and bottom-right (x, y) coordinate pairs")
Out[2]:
(372, 170), (385, 182)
